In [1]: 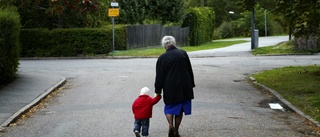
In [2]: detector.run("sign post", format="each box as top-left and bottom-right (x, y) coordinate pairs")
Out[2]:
(112, 17), (115, 52)
(108, 1), (119, 52)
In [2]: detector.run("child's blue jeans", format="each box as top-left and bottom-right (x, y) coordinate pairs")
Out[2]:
(133, 118), (150, 136)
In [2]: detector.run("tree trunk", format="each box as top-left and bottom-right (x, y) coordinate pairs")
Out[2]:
(294, 35), (318, 50)
(58, 10), (65, 28)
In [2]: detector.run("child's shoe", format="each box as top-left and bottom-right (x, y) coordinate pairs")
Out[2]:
(134, 130), (140, 137)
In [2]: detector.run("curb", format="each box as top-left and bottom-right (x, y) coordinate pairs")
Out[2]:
(20, 56), (158, 60)
(19, 53), (319, 60)
(254, 53), (317, 56)
(249, 76), (320, 128)
(0, 76), (66, 131)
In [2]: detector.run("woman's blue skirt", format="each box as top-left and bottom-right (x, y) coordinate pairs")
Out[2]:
(164, 100), (192, 115)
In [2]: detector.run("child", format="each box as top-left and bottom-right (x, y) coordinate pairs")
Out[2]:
(132, 87), (161, 137)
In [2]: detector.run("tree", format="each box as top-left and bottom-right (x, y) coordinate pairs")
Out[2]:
(116, 0), (146, 24)
(206, 0), (240, 27)
(275, 0), (320, 50)
(0, 0), (16, 8)
(48, 0), (107, 28)
(145, 0), (185, 24)
(17, 0), (55, 28)
(259, 0), (278, 11)
(14, 0), (109, 28)
(232, 4), (283, 37)
(237, 0), (256, 12)
(185, 0), (202, 7)
(185, 0), (278, 28)
(108, 0), (186, 25)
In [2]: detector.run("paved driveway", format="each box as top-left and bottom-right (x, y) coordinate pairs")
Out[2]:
(1, 36), (320, 137)
(188, 36), (288, 57)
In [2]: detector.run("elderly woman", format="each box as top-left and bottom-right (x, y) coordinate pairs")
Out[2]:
(154, 36), (195, 137)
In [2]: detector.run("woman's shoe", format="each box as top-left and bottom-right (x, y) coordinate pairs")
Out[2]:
(174, 132), (180, 137)
(168, 127), (175, 137)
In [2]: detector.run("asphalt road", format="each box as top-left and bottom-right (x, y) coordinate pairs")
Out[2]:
(1, 36), (320, 137)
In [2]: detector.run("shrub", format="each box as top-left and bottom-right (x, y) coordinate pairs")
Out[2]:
(20, 25), (127, 57)
(182, 7), (215, 46)
(215, 21), (236, 39)
(0, 6), (21, 84)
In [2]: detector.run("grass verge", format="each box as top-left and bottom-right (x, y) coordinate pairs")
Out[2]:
(108, 40), (248, 56)
(252, 40), (318, 55)
(252, 65), (320, 122)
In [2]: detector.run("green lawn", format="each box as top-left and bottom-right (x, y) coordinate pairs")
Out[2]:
(252, 40), (320, 123)
(252, 65), (320, 122)
(252, 40), (317, 55)
(108, 40), (248, 56)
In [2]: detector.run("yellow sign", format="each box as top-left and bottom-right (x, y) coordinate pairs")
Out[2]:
(108, 8), (119, 17)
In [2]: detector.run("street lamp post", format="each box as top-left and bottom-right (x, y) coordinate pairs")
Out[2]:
(229, 11), (235, 37)
(265, 10), (267, 36)
(251, 0), (255, 49)
(289, 0), (292, 40)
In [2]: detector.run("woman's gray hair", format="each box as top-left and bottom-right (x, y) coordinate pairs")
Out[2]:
(161, 36), (176, 48)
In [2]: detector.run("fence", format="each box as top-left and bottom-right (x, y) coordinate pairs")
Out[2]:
(126, 24), (189, 49)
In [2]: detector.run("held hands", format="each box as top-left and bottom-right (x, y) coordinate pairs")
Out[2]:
(154, 93), (161, 97)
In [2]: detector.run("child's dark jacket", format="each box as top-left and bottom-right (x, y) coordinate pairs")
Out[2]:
(132, 95), (161, 119)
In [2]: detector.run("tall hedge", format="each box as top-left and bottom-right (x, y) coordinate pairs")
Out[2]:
(20, 25), (127, 57)
(0, 7), (21, 84)
(182, 7), (215, 46)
